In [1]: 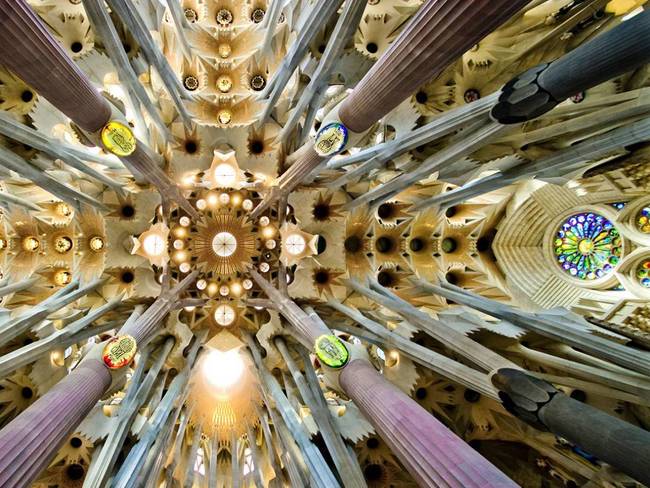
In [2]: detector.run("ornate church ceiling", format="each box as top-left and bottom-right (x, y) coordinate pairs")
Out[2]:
(0, 0), (648, 486)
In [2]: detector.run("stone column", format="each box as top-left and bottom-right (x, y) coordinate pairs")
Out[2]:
(340, 360), (517, 487)
(0, 0), (111, 132)
(0, 360), (111, 486)
(338, 0), (530, 133)
(493, 369), (650, 486)
(492, 8), (650, 123)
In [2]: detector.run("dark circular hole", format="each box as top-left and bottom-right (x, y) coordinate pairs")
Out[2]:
(121, 205), (135, 218)
(364, 464), (382, 481)
(366, 42), (378, 54)
(314, 270), (329, 284)
(123, 43), (132, 53)
(415, 91), (428, 104)
(249, 140), (264, 154)
(121, 271), (135, 284)
(567, 481), (578, 488)
(21, 387), (33, 399)
(70, 437), (83, 448)
(476, 236), (492, 253)
(71, 41), (83, 53)
(377, 203), (393, 220)
(570, 389), (586, 402)
(251, 8), (265, 23)
(185, 141), (198, 154)
(463, 88), (481, 104)
(409, 238), (424, 252)
(375, 236), (394, 253)
(313, 203), (330, 221)
(316, 235), (327, 254)
(250, 74), (266, 91)
(21, 90), (33, 103)
(67, 464), (85, 481)
(318, 44), (326, 54)
(415, 387), (427, 399)
(366, 437), (379, 449)
(445, 206), (457, 218)
(464, 389), (481, 403)
(377, 271), (394, 287)
(441, 237), (457, 253)
(344, 236), (361, 253)
(445, 272), (459, 285)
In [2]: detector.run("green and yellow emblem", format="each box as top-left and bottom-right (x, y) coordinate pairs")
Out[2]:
(101, 121), (136, 157)
(102, 335), (137, 369)
(314, 334), (349, 369)
(314, 122), (348, 156)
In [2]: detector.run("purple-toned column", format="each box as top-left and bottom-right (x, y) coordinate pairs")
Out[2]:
(0, 0), (111, 132)
(0, 0), (197, 217)
(252, 0), (529, 217)
(0, 360), (111, 486)
(338, 0), (530, 133)
(0, 274), (197, 488)
(340, 360), (517, 487)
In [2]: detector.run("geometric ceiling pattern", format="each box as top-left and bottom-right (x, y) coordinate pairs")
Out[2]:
(0, 0), (648, 487)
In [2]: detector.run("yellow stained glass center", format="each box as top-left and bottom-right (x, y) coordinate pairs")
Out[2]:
(578, 239), (594, 255)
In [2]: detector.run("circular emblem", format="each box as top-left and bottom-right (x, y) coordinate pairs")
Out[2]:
(314, 334), (349, 369)
(314, 122), (348, 156)
(101, 121), (136, 157)
(102, 335), (137, 369)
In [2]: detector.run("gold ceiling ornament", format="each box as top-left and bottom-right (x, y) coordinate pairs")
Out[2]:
(187, 332), (262, 439)
(191, 211), (258, 276)
(102, 335), (137, 370)
(100, 121), (136, 157)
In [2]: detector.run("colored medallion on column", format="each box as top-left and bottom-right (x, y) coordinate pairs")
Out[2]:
(315, 334), (349, 369)
(102, 335), (137, 369)
(101, 121), (136, 156)
(314, 122), (349, 156)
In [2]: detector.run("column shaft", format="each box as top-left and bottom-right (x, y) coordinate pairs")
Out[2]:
(340, 360), (516, 487)
(339, 0), (529, 133)
(0, 360), (111, 487)
(0, 0), (111, 132)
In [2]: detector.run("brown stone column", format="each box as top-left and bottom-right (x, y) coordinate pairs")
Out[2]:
(0, 0), (111, 132)
(339, 0), (530, 133)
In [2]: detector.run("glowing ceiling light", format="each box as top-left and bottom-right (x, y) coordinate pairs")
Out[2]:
(203, 349), (244, 389)
(142, 233), (166, 257)
(214, 304), (236, 326)
(212, 232), (237, 257)
(285, 233), (306, 255)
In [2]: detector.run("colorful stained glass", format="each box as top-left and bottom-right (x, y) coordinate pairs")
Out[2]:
(637, 207), (650, 234)
(636, 259), (650, 288)
(554, 212), (622, 280)
(609, 202), (627, 211)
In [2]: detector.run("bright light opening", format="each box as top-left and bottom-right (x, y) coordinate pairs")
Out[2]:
(142, 234), (166, 256)
(214, 304), (236, 326)
(204, 349), (245, 390)
(285, 233), (306, 255)
(214, 163), (237, 187)
(212, 232), (237, 257)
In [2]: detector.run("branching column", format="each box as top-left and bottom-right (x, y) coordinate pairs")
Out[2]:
(252, 271), (515, 486)
(0, 0), (197, 217)
(0, 274), (197, 488)
(0, 360), (111, 486)
(341, 360), (516, 487)
(252, 0), (529, 217)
